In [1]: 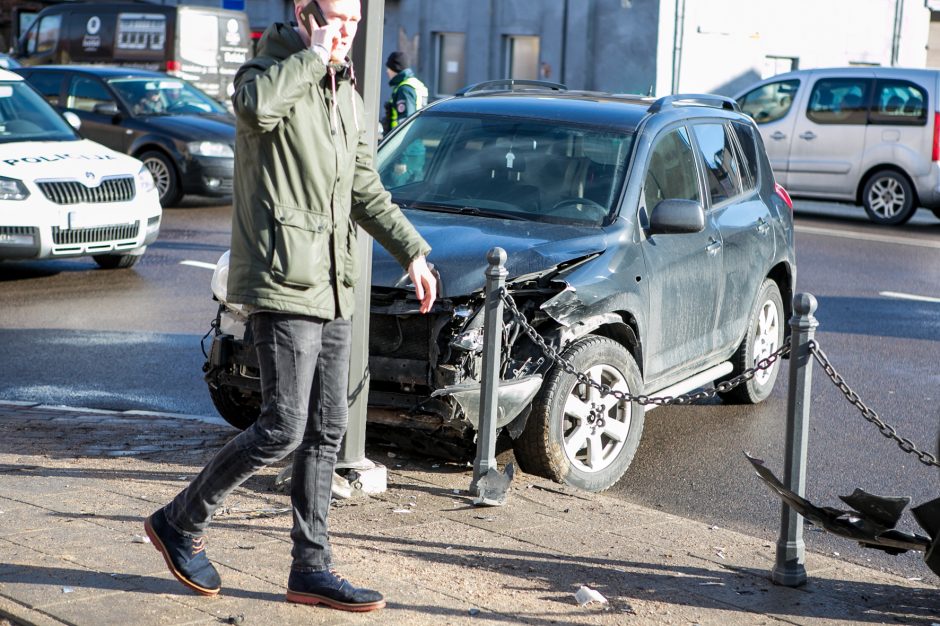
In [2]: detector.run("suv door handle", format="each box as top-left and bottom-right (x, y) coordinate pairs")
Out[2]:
(756, 217), (770, 234)
(705, 238), (722, 255)
(799, 131), (816, 140)
(770, 131), (786, 140)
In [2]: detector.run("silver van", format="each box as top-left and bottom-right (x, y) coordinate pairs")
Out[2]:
(735, 67), (940, 225)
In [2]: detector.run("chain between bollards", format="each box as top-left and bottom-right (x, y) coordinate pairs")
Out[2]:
(470, 247), (508, 495)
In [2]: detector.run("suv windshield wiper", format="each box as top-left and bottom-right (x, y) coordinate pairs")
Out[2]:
(397, 200), (525, 220)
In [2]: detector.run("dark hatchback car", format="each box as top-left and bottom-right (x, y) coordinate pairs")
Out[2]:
(203, 82), (796, 492)
(14, 65), (235, 207)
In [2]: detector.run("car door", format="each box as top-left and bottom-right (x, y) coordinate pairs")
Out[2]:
(736, 77), (801, 186)
(640, 125), (723, 383)
(19, 69), (68, 107)
(705, 120), (776, 354)
(786, 73), (873, 196)
(64, 73), (131, 152)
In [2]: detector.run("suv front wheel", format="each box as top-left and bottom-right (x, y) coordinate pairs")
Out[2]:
(513, 336), (644, 492)
(862, 170), (916, 225)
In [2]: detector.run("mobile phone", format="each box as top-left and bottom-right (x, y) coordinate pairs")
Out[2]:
(300, 0), (327, 33)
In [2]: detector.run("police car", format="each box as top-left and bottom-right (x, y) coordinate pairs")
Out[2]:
(0, 68), (161, 269)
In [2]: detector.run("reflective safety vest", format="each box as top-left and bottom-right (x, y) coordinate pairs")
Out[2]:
(388, 76), (428, 129)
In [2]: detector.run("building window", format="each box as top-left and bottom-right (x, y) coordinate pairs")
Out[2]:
(505, 35), (539, 80)
(434, 32), (465, 97)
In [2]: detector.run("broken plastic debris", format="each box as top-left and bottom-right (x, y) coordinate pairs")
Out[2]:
(393, 508), (413, 514)
(468, 607), (480, 616)
(220, 615), (245, 625)
(131, 534), (151, 544)
(714, 548), (726, 559)
(574, 585), (608, 606)
(699, 581), (725, 586)
(709, 525), (719, 530)
(62, 587), (75, 594)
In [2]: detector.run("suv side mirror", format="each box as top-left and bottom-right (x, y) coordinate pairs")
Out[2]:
(93, 102), (120, 117)
(649, 198), (705, 235)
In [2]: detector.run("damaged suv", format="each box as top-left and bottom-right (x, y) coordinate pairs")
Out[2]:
(204, 81), (796, 492)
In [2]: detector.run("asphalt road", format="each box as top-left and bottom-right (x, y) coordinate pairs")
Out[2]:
(0, 196), (937, 580)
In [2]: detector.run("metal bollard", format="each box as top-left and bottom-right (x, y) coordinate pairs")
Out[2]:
(470, 247), (508, 495)
(772, 292), (818, 587)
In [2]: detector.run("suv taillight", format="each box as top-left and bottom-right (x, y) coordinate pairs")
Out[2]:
(774, 182), (793, 212)
(933, 112), (940, 161)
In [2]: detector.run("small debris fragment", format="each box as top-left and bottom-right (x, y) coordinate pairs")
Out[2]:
(574, 585), (607, 606)
(237, 545), (256, 550)
(468, 607), (480, 616)
(714, 548), (726, 559)
(131, 534), (151, 544)
(431, 464), (440, 468)
(699, 582), (725, 586)
(219, 615), (245, 625)
(387, 452), (396, 458)
(832, 551), (840, 557)
(907, 576), (923, 581)
(62, 587), (75, 594)
(393, 508), (413, 514)
(621, 604), (636, 614)
(709, 525), (719, 530)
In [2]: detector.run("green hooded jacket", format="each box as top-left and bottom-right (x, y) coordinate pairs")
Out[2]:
(226, 23), (431, 319)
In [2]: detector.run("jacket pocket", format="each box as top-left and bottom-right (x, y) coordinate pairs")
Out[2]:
(270, 205), (331, 288)
(342, 219), (360, 287)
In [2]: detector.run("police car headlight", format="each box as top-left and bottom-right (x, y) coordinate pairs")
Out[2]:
(0, 176), (29, 201)
(188, 141), (234, 158)
(136, 166), (155, 194)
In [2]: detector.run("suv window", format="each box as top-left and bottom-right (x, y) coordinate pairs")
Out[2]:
(731, 121), (759, 191)
(807, 78), (871, 125)
(23, 71), (66, 105)
(737, 79), (799, 124)
(869, 79), (928, 126)
(67, 76), (115, 113)
(643, 126), (700, 211)
(692, 123), (743, 205)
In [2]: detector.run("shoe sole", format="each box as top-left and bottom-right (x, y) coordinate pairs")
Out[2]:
(286, 589), (385, 612)
(144, 517), (221, 596)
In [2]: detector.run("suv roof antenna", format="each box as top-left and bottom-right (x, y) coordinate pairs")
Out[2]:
(456, 79), (568, 97)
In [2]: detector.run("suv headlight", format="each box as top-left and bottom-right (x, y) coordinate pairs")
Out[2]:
(136, 166), (155, 194)
(0, 176), (29, 201)
(188, 141), (234, 158)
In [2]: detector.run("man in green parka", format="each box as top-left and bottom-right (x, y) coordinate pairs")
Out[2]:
(144, 0), (435, 613)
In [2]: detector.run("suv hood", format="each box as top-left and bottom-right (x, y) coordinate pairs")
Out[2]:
(0, 139), (144, 179)
(371, 209), (608, 296)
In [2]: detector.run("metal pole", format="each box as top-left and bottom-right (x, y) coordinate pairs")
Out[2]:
(338, 0), (383, 472)
(471, 247), (507, 494)
(772, 292), (818, 587)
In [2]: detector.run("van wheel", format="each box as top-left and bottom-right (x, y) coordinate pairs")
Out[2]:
(862, 170), (915, 225)
(140, 150), (182, 207)
(513, 336), (644, 492)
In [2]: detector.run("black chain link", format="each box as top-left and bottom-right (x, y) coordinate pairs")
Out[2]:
(498, 288), (789, 407)
(808, 341), (939, 468)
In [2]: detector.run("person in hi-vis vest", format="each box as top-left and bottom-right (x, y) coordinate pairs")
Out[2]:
(382, 51), (427, 133)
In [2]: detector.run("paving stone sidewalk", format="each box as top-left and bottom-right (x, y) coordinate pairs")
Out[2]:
(0, 401), (937, 626)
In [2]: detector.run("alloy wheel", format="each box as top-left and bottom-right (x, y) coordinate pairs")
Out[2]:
(562, 364), (632, 473)
(867, 176), (906, 220)
(752, 299), (780, 386)
(144, 156), (171, 199)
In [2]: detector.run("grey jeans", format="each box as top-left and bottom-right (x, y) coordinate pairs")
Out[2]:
(166, 312), (351, 571)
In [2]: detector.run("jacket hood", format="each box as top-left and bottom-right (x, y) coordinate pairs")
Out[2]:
(370, 210), (608, 297)
(256, 22), (305, 62)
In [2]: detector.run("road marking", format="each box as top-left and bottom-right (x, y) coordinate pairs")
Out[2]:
(180, 260), (217, 270)
(794, 224), (940, 249)
(880, 291), (940, 304)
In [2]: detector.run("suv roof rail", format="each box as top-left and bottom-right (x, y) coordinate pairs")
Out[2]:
(647, 93), (740, 114)
(455, 79), (568, 96)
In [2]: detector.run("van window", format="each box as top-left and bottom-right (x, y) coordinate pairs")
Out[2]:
(869, 79), (928, 126)
(644, 127), (700, 211)
(807, 78), (871, 125)
(692, 123), (743, 206)
(731, 121), (759, 191)
(25, 71), (66, 105)
(28, 14), (62, 55)
(67, 76), (116, 113)
(737, 79), (799, 124)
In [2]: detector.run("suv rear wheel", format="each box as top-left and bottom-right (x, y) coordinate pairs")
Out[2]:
(862, 170), (916, 225)
(513, 336), (644, 492)
(717, 279), (784, 404)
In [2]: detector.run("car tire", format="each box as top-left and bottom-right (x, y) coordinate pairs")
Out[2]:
(513, 335), (644, 492)
(208, 382), (260, 430)
(717, 279), (784, 405)
(862, 170), (916, 225)
(140, 150), (182, 207)
(92, 253), (140, 269)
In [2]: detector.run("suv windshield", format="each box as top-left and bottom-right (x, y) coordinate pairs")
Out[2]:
(108, 78), (228, 117)
(0, 81), (78, 143)
(377, 113), (633, 225)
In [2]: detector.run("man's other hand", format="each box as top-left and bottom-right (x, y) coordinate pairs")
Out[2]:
(408, 255), (437, 314)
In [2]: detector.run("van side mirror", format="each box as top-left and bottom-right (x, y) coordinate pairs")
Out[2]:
(649, 198), (705, 235)
(62, 111), (81, 130)
(93, 102), (120, 118)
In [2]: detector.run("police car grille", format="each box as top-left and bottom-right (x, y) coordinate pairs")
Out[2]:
(52, 222), (141, 245)
(38, 177), (136, 205)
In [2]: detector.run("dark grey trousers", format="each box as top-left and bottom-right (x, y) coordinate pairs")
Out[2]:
(166, 312), (351, 571)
